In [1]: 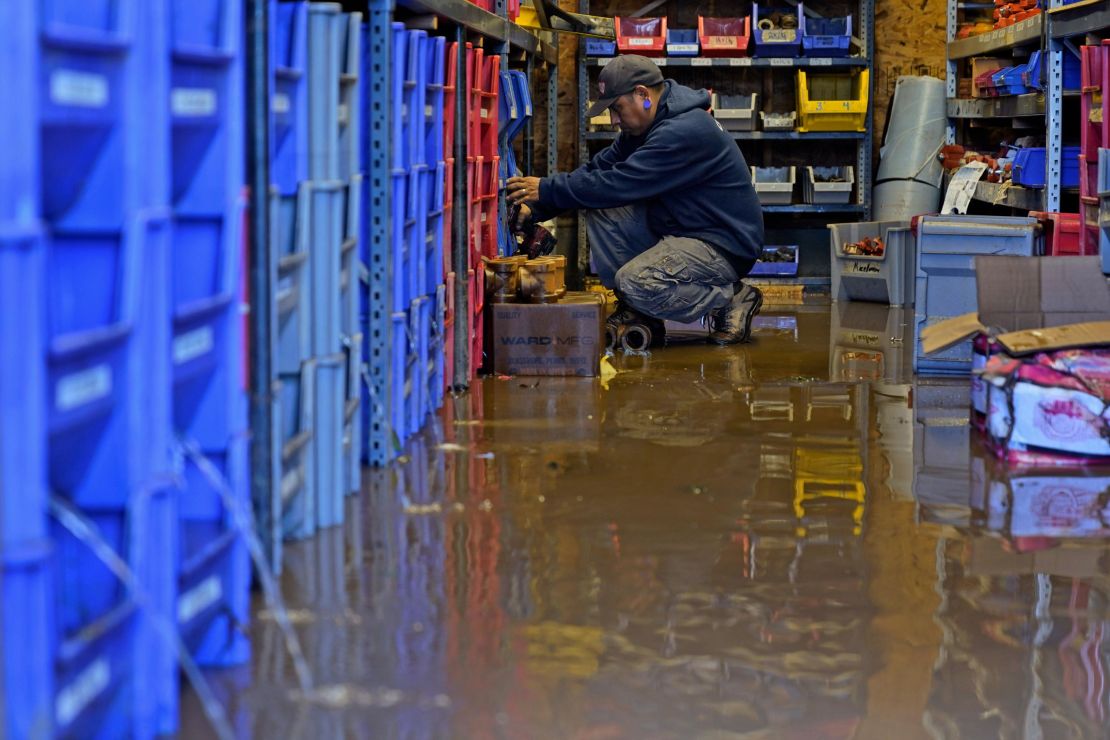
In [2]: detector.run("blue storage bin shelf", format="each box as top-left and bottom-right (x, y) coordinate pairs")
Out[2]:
(390, 23), (407, 173)
(271, 1), (308, 196)
(177, 434), (250, 667)
(1, 0), (38, 228)
(1026, 49), (1081, 92)
(913, 215), (1038, 375)
(667, 29), (699, 56)
(801, 14), (851, 57)
(1012, 146), (1081, 189)
(405, 166), (429, 310)
(753, 3), (803, 58)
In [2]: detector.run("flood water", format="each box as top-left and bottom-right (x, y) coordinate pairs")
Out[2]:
(182, 301), (1110, 739)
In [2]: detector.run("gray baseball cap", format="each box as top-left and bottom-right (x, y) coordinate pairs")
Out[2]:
(586, 54), (665, 117)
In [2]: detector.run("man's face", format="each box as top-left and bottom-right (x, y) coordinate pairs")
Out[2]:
(609, 90), (651, 136)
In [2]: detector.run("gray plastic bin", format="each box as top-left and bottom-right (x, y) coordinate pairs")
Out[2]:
(829, 220), (916, 306)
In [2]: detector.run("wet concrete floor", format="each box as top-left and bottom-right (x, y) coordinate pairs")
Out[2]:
(183, 300), (1110, 738)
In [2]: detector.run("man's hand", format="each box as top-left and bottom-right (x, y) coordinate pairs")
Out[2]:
(512, 203), (533, 231)
(506, 176), (541, 205)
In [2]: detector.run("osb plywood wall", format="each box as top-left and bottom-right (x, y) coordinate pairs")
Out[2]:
(553, 0), (947, 171)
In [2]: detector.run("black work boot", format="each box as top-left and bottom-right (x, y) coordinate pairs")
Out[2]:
(606, 297), (665, 351)
(708, 282), (763, 345)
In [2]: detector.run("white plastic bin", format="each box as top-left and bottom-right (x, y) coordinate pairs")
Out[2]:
(712, 92), (758, 131)
(752, 166), (795, 205)
(760, 110), (796, 131)
(803, 166), (854, 204)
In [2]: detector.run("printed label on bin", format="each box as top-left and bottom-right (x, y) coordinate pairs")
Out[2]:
(51, 70), (108, 108)
(173, 326), (214, 365)
(273, 93), (291, 114)
(172, 88), (217, 117)
(179, 575), (223, 624)
(56, 364), (112, 412)
(56, 659), (110, 727)
(763, 29), (796, 42)
(670, 44), (699, 54)
(628, 38), (655, 46)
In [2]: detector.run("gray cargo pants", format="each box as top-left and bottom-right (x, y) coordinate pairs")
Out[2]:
(586, 204), (739, 323)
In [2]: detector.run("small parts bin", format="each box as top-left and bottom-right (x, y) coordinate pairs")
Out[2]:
(803, 166), (854, 204)
(830, 220), (917, 305)
(666, 29), (699, 57)
(801, 15), (851, 57)
(752, 166), (795, 205)
(796, 69), (869, 132)
(698, 17), (751, 57)
(1011, 146), (1080, 189)
(1029, 211), (1084, 256)
(712, 92), (758, 131)
(752, 3), (803, 58)
(616, 17), (667, 56)
(750, 245), (799, 277)
(761, 110), (796, 131)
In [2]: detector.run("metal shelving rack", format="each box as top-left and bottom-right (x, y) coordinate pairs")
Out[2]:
(574, 0), (875, 280)
(363, 0), (558, 463)
(944, 0), (1110, 214)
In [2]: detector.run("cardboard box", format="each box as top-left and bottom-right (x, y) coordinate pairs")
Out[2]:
(921, 256), (1110, 460)
(490, 292), (604, 377)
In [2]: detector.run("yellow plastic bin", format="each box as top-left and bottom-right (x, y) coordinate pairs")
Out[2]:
(796, 69), (868, 132)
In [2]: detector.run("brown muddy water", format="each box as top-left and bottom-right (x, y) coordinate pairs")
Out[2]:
(182, 301), (1110, 739)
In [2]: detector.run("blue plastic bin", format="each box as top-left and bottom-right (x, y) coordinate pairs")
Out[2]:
(750, 245), (799, 276)
(913, 216), (1038, 374)
(1011, 146), (1081, 189)
(312, 355), (345, 529)
(801, 14), (851, 57)
(404, 30), (428, 172)
(425, 162), (446, 297)
(0, 0), (38, 228)
(406, 167), (429, 309)
(271, 1), (309, 196)
(338, 12), (362, 181)
(585, 39), (616, 56)
(308, 180), (345, 357)
(308, 3), (342, 182)
(342, 177), (362, 343)
(1026, 49), (1082, 92)
(411, 298), (431, 430)
(391, 311), (412, 443)
(168, 0), (245, 447)
(425, 36), (446, 165)
(39, 0), (173, 500)
(390, 23), (407, 173)
(392, 172), (409, 313)
(993, 65), (1030, 96)
(275, 185), (312, 375)
(667, 29), (700, 56)
(752, 3), (803, 57)
(277, 360), (317, 540)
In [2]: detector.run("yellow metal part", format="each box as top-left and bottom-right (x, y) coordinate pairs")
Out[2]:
(527, 0), (615, 38)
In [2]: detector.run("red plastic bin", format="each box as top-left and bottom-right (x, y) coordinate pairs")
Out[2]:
(469, 50), (500, 161)
(698, 17), (752, 57)
(616, 17), (667, 56)
(1030, 211), (1082, 256)
(1080, 153), (1100, 198)
(1080, 196), (1101, 256)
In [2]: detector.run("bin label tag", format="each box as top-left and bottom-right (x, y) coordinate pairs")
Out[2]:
(51, 70), (108, 108)
(691, 58), (712, 67)
(770, 57), (792, 66)
(179, 575), (223, 624)
(848, 260), (881, 275)
(273, 93), (291, 114)
(628, 38), (655, 46)
(56, 658), (110, 726)
(811, 58), (833, 66)
(730, 57), (752, 66)
(174, 326), (214, 365)
(56, 364), (112, 412)
(763, 29), (797, 42)
(172, 88), (217, 117)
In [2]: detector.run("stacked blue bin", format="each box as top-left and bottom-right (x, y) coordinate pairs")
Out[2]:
(497, 70), (533, 257)
(425, 37), (448, 416)
(2, 1), (177, 737)
(166, 0), (251, 720)
(307, 4), (363, 529)
(338, 16), (364, 499)
(270, 1), (317, 550)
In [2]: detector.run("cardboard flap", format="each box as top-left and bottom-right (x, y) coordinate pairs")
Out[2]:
(996, 321), (1110, 356)
(920, 312), (985, 355)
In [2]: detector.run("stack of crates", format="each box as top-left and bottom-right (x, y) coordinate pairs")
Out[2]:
(425, 38), (448, 415)
(2, 1), (178, 736)
(270, 1), (316, 545)
(166, 0), (252, 728)
(306, 4), (362, 530)
(1080, 42), (1108, 255)
(470, 46), (502, 375)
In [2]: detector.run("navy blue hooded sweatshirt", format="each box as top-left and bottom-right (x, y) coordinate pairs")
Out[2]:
(534, 80), (764, 273)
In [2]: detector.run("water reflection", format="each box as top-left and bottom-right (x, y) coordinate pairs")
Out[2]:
(179, 304), (1110, 738)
